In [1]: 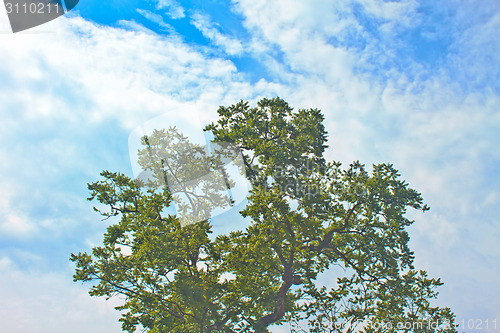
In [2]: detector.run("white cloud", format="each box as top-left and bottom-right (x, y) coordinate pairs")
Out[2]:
(155, 0), (185, 19)
(137, 9), (174, 31)
(0, 212), (35, 237)
(117, 19), (158, 34)
(190, 12), (244, 56)
(448, 5), (500, 92)
(0, 186), (37, 238)
(0, 15), (267, 129)
(0, 258), (122, 333)
(357, 0), (418, 21)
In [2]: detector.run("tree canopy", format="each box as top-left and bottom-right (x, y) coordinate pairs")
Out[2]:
(71, 97), (457, 332)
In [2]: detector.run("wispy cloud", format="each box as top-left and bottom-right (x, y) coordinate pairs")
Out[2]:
(155, 0), (185, 19)
(0, 208), (34, 238)
(137, 9), (174, 31)
(0, 257), (122, 332)
(191, 12), (244, 56)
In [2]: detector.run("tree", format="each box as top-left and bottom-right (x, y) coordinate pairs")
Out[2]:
(71, 97), (457, 333)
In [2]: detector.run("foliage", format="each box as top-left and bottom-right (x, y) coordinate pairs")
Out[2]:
(71, 97), (456, 332)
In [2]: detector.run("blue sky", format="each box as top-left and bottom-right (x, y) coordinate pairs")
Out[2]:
(0, 0), (499, 332)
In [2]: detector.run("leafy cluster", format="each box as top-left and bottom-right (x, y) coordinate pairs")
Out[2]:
(71, 98), (456, 332)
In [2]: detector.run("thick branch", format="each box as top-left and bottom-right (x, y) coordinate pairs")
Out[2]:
(314, 202), (361, 252)
(255, 249), (300, 332)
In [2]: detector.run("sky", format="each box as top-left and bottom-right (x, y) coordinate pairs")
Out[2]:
(0, 0), (499, 332)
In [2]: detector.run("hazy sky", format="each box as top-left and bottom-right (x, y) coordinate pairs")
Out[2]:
(0, 0), (499, 332)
